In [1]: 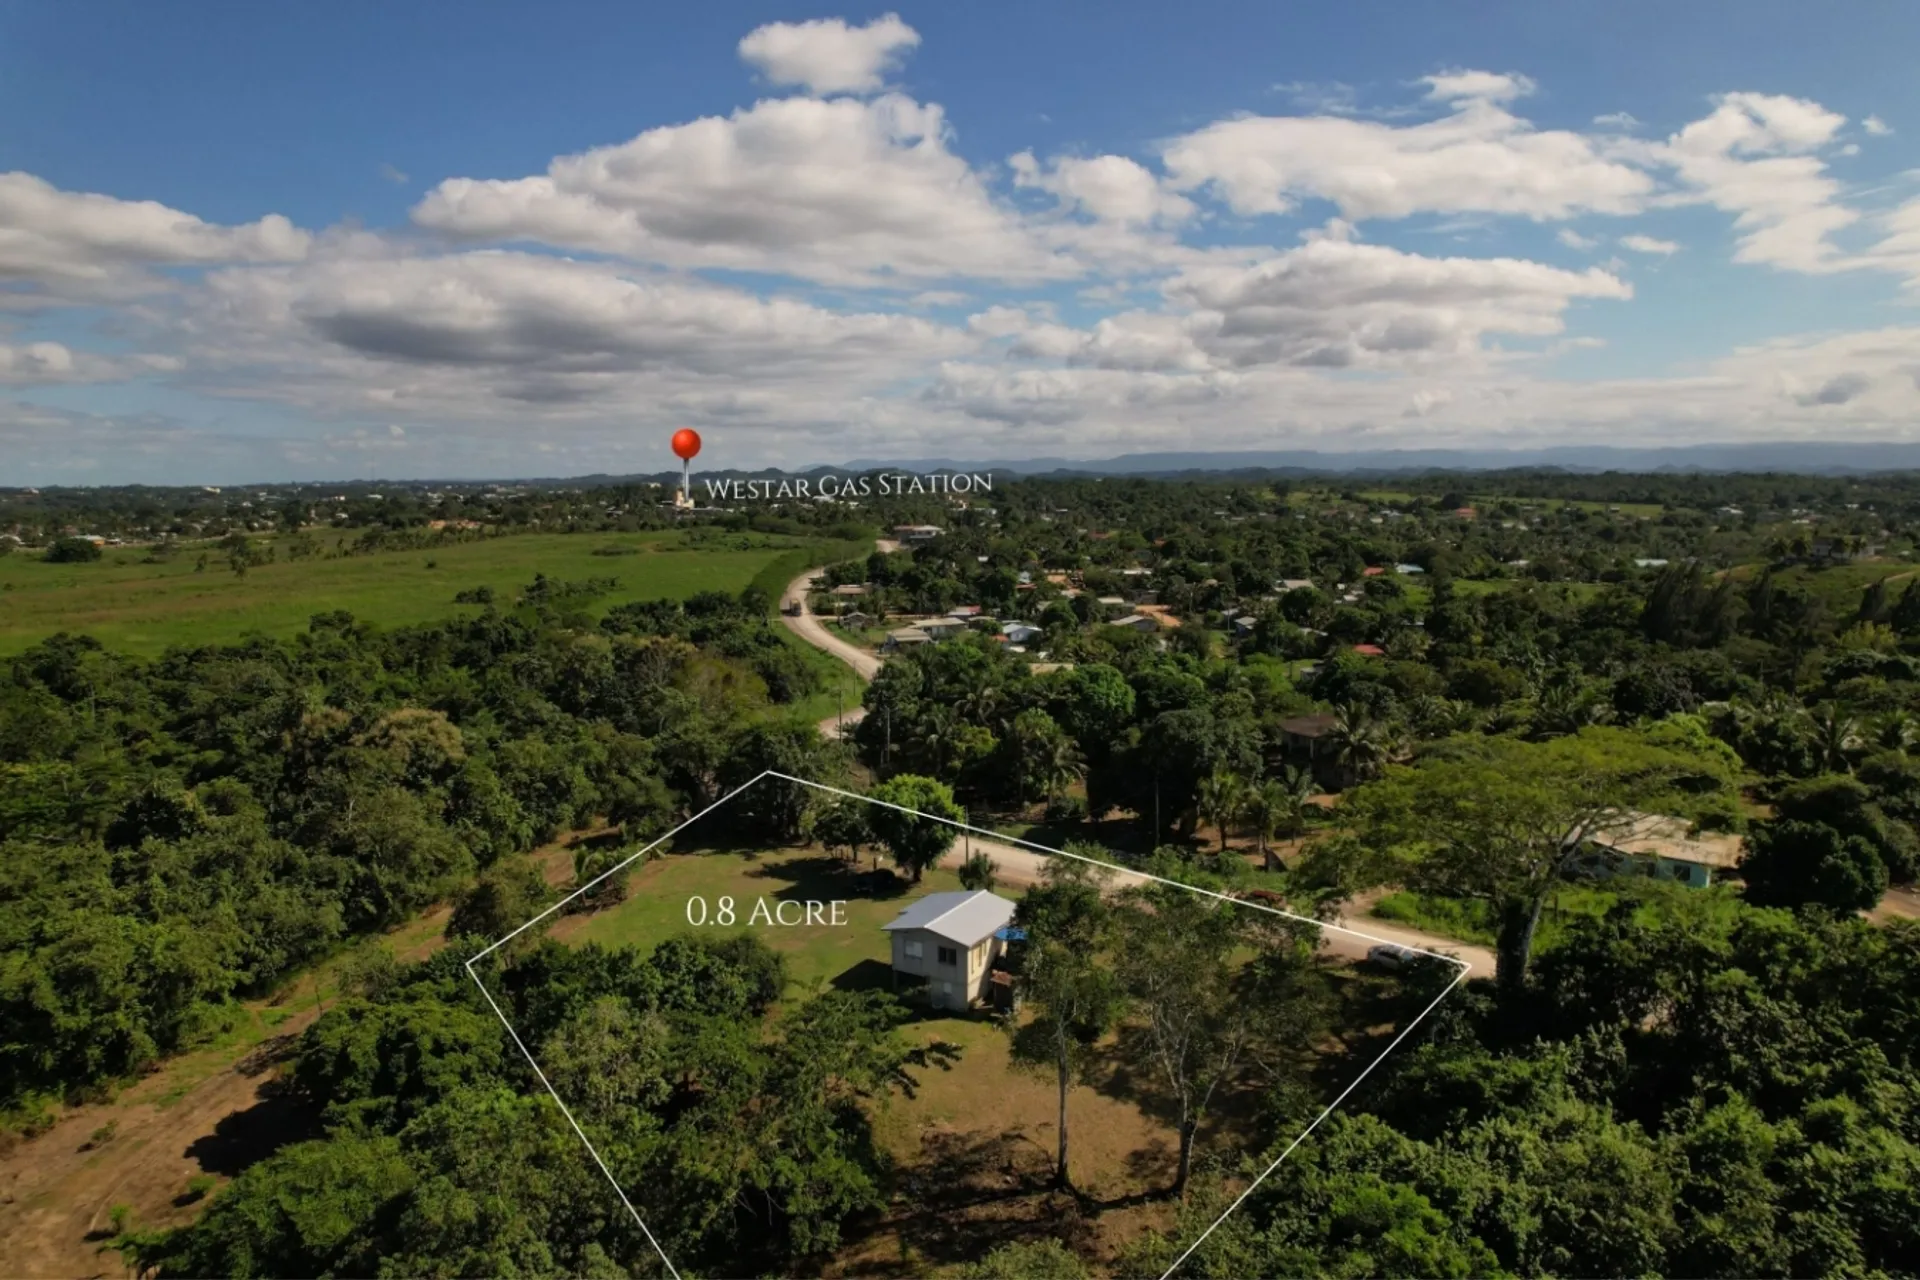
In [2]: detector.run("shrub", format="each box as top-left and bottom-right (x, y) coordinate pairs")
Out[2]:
(45, 537), (103, 563)
(1045, 794), (1088, 825)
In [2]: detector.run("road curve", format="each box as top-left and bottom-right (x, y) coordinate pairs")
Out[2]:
(781, 566), (883, 680)
(778, 546), (1493, 977)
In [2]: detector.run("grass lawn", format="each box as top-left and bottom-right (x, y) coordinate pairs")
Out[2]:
(0, 530), (835, 657)
(1372, 878), (1742, 952)
(551, 847), (968, 997)
(776, 631), (869, 728)
(1371, 885), (1616, 952)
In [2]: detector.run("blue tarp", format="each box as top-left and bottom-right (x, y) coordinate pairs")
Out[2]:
(994, 926), (1027, 942)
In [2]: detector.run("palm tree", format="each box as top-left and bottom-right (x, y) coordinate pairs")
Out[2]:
(1233, 765), (1322, 868)
(1011, 710), (1084, 812)
(1327, 703), (1392, 785)
(1034, 732), (1087, 808)
(1871, 711), (1919, 754)
(912, 704), (957, 776)
(1195, 770), (1246, 853)
(1809, 703), (1863, 773)
(1532, 677), (1611, 739)
(959, 681), (1007, 734)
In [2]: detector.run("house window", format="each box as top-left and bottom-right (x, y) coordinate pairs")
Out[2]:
(937, 945), (959, 967)
(903, 939), (923, 959)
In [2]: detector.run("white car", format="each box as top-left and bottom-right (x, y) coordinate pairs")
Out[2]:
(1366, 942), (1425, 970)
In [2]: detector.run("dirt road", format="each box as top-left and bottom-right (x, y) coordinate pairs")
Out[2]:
(0, 1007), (323, 1279)
(935, 838), (1491, 975)
(0, 846), (590, 1279)
(781, 566), (883, 680)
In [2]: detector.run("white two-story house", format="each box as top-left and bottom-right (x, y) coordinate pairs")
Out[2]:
(882, 890), (1017, 1012)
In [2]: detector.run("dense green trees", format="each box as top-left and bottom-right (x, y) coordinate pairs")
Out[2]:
(1137, 906), (1920, 1278)
(0, 581), (835, 1111)
(134, 931), (917, 1277)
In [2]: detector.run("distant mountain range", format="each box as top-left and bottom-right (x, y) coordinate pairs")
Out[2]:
(834, 442), (1920, 476)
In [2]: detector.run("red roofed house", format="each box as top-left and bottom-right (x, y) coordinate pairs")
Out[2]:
(1351, 643), (1386, 657)
(1362, 566), (1385, 577)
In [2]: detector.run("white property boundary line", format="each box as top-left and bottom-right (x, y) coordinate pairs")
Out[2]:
(465, 770), (1471, 1280)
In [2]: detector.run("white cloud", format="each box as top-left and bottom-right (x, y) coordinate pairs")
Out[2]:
(1422, 70), (1537, 103)
(379, 163), (410, 185)
(1638, 92), (1857, 274)
(737, 13), (919, 96)
(0, 340), (175, 385)
(185, 247), (973, 416)
(1557, 228), (1598, 250)
(412, 94), (1071, 286)
(1619, 234), (1680, 255)
(1864, 115), (1893, 136)
(1009, 151), (1195, 226)
(966, 238), (1631, 375)
(1165, 238), (1631, 370)
(0, 172), (310, 305)
(1161, 74), (1653, 222)
(1593, 112), (1640, 130)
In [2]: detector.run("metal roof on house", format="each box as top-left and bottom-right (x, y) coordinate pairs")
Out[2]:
(883, 890), (1017, 948)
(1590, 812), (1746, 870)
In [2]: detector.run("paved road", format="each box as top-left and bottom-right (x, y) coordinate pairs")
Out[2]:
(779, 544), (1493, 978)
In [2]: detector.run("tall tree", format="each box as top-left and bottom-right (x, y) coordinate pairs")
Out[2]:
(1008, 859), (1123, 1189)
(1328, 727), (1738, 991)
(1113, 885), (1258, 1197)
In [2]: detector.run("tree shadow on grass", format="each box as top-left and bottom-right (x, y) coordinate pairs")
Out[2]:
(182, 1079), (322, 1180)
(830, 958), (897, 994)
(854, 1128), (1099, 1273)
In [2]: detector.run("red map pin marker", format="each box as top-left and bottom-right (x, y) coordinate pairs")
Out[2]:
(672, 428), (702, 461)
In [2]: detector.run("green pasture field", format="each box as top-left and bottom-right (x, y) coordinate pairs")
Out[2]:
(0, 530), (838, 657)
(1724, 559), (1920, 612)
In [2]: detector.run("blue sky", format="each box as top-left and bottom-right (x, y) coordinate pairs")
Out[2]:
(3, 1), (1918, 483)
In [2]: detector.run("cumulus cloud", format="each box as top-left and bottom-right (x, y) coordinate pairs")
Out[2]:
(186, 247), (973, 414)
(737, 13), (919, 96)
(1638, 92), (1857, 273)
(1619, 234), (1680, 254)
(1558, 228), (1598, 250)
(967, 238), (1631, 375)
(1164, 238), (1630, 370)
(1593, 112), (1640, 130)
(412, 95), (1070, 286)
(0, 172), (309, 305)
(1160, 73), (1653, 222)
(1009, 151), (1195, 226)
(1864, 115), (1893, 136)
